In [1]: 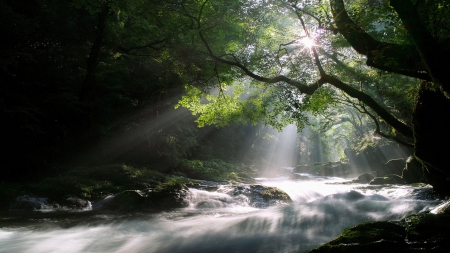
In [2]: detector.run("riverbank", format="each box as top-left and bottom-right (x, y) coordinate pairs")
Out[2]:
(0, 171), (443, 253)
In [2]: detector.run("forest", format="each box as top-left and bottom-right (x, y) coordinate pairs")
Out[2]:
(1, 0), (450, 252)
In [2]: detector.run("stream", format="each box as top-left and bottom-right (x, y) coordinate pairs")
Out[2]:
(0, 174), (442, 253)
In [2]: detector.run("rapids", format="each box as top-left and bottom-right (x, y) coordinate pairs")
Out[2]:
(0, 174), (441, 253)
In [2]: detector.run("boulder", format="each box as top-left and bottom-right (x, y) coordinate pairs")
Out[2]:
(402, 156), (425, 184)
(61, 195), (91, 209)
(9, 195), (54, 211)
(146, 187), (190, 209)
(377, 158), (406, 177)
(99, 187), (190, 211)
(103, 190), (145, 210)
(430, 200), (450, 215)
(353, 173), (375, 184)
(310, 213), (450, 252)
(345, 143), (412, 174)
(219, 184), (291, 208)
(369, 174), (406, 185)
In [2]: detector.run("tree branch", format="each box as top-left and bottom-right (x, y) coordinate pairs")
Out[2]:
(198, 31), (322, 95)
(322, 74), (413, 138)
(329, 0), (431, 81)
(390, 0), (450, 94)
(194, 0), (413, 139)
(117, 38), (167, 54)
(359, 103), (414, 148)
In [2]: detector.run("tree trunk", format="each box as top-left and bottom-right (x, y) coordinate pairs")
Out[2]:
(79, 4), (110, 101)
(413, 82), (450, 195)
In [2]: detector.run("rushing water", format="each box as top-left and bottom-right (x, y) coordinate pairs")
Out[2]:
(0, 174), (442, 253)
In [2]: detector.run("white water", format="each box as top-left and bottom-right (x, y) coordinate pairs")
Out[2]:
(0, 175), (441, 253)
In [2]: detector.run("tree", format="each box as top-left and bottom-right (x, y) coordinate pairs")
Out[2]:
(0, 0), (196, 179)
(174, 0), (450, 194)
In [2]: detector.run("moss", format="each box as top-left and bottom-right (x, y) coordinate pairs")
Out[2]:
(30, 164), (171, 201)
(311, 221), (406, 253)
(260, 187), (290, 201)
(369, 174), (405, 185)
(311, 214), (450, 253)
(155, 177), (188, 192)
(401, 213), (450, 240)
(177, 159), (255, 183)
(409, 182), (428, 187)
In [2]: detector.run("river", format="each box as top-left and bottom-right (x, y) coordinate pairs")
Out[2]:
(0, 174), (441, 253)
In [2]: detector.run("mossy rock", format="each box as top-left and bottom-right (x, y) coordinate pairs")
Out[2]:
(369, 174), (406, 185)
(104, 190), (145, 210)
(377, 158), (405, 177)
(402, 156), (425, 184)
(310, 213), (450, 253)
(259, 187), (291, 201)
(352, 173), (375, 183)
(401, 213), (450, 240)
(310, 221), (406, 253)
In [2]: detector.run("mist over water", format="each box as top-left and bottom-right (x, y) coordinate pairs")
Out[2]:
(0, 175), (441, 253)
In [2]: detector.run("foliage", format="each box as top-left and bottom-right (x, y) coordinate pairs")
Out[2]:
(169, 0), (421, 151)
(177, 158), (254, 183)
(32, 164), (168, 199)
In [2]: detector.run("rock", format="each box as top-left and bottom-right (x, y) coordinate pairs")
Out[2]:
(353, 173), (375, 183)
(369, 174), (406, 185)
(402, 156), (425, 184)
(310, 213), (450, 252)
(103, 190), (145, 210)
(323, 190), (365, 201)
(219, 184), (291, 208)
(146, 188), (190, 209)
(430, 200), (450, 215)
(377, 158), (405, 177)
(9, 195), (53, 211)
(345, 143), (412, 174)
(61, 195), (91, 209)
(310, 221), (407, 252)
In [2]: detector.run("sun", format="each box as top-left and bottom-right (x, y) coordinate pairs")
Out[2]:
(301, 37), (316, 49)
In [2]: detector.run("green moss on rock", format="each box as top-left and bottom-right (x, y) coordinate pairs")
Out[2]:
(310, 213), (450, 253)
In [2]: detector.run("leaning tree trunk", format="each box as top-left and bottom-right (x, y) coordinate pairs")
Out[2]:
(413, 82), (450, 195)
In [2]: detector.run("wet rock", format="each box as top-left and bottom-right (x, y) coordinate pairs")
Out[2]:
(353, 173), (375, 183)
(345, 143), (412, 174)
(402, 156), (425, 184)
(100, 187), (191, 210)
(9, 195), (55, 211)
(310, 213), (450, 252)
(61, 196), (91, 209)
(369, 174), (406, 185)
(430, 200), (450, 214)
(145, 188), (190, 209)
(103, 190), (145, 210)
(219, 184), (291, 208)
(377, 158), (405, 177)
(323, 190), (365, 201)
